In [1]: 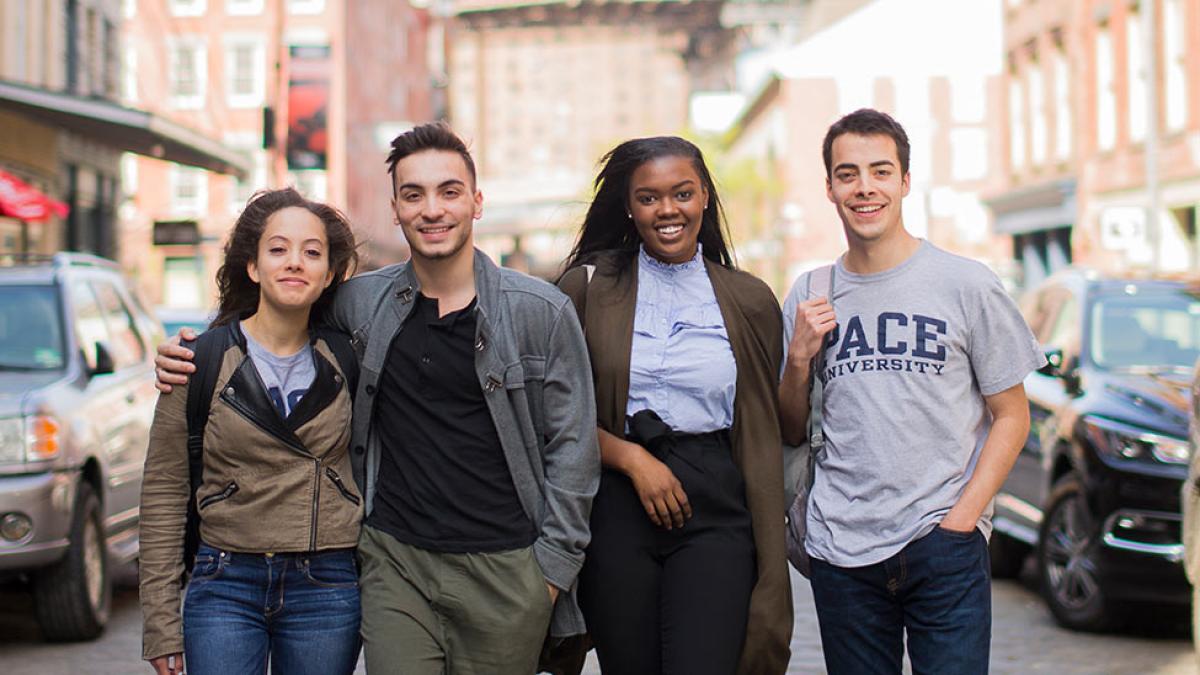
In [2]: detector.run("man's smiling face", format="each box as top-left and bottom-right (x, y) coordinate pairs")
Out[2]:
(826, 132), (911, 246)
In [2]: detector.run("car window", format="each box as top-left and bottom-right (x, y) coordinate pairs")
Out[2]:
(70, 281), (109, 371)
(93, 280), (147, 370)
(1089, 286), (1200, 372)
(0, 285), (66, 370)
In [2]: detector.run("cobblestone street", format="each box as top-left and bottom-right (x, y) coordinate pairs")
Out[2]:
(0, 563), (1193, 674)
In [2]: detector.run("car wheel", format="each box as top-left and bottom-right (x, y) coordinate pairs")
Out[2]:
(1037, 474), (1117, 631)
(989, 531), (1030, 579)
(32, 482), (110, 641)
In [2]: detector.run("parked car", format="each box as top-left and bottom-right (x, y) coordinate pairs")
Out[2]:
(0, 253), (161, 640)
(990, 269), (1194, 631)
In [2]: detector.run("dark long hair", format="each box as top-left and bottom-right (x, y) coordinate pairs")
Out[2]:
(560, 136), (734, 275)
(212, 187), (358, 328)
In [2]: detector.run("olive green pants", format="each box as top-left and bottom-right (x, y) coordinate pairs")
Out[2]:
(358, 525), (553, 675)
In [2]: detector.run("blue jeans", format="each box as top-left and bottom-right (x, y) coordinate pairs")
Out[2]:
(183, 543), (361, 675)
(810, 526), (991, 675)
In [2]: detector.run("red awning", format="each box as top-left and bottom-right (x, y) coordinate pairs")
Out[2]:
(0, 170), (68, 222)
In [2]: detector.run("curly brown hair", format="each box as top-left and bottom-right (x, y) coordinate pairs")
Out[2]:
(212, 187), (358, 328)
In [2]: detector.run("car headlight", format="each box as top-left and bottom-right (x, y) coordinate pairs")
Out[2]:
(0, 417), (24, 463)
(1083, 416), (1189, 465)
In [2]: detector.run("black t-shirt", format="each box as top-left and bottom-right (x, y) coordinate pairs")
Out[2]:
(367, 293), (536, 553)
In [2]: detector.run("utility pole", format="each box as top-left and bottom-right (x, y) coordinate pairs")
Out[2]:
(1145, 0), (1161, 270)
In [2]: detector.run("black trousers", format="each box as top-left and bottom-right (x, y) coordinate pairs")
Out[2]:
(578, 429), (756, 675)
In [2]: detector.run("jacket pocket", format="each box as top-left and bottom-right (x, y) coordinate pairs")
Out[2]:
(198, 481), (239, 510)
(325, 467), (361, 506)
(508, 357), (548, 448)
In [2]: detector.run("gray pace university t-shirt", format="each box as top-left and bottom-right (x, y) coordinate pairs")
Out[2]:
(781, 240), (1045, 567)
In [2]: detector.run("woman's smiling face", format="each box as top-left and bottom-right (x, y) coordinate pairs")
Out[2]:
(627, 155), (708, 264)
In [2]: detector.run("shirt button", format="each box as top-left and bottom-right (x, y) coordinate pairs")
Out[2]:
(421, 355), (431, 365)
(354, 446), (365, 456)
(365, 384), (377, 396)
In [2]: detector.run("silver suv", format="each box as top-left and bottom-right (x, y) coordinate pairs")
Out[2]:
(0, 253), (161, 640)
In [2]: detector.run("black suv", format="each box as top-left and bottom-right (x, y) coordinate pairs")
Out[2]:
(0, 253), (161, 640)
(990, 269), (1193, 631)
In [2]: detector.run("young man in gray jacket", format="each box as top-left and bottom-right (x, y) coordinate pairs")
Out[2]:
(156, 123), (600, 674)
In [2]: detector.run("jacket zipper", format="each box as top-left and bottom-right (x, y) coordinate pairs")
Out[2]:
(310, 458), (320, 551)
(223, 390), (327, 552)
(325, 467), (361, 505)
(199, 481), (239, 510)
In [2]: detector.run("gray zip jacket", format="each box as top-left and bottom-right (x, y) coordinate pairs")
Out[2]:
(330, 249), (599, 637)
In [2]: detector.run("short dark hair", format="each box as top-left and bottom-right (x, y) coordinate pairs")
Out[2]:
(385, 122), (476, 194)
(822, 108), (910, 178)
(561, 136), (734, 276)
(213, 187), (358, 329)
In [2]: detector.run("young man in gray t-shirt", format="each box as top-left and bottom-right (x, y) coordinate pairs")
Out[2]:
(779, 109), (1044, 674)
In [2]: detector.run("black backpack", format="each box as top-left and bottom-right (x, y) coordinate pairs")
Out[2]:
(180, 324), (359, 579)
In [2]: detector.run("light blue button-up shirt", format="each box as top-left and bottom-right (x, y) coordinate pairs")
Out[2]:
(626, 245), (737, 434)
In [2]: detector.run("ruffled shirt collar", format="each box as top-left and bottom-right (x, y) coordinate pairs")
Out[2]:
(638, 243), (705, 274)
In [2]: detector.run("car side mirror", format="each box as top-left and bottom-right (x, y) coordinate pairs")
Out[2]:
(1038, 347), (1064, 376)
(91, 342), (115, 377)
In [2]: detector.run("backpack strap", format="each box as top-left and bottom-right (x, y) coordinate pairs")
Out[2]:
(180, 324), (234, 580)
(806, 264), (835, 450)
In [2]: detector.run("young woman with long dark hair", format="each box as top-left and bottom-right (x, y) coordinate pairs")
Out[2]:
(139, 187), (361, 675)
(558, 137), (792, 674)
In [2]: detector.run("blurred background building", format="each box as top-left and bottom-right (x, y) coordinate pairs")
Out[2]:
(4, 0), (1198, 307)
(0, 0), (244, 264)
(989, 0), (1200, 287)
(120, 0), (436, 309)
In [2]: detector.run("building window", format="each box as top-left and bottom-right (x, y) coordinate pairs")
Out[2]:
(1009, 75), (1026, 170)
(1126, 10), (1147, 142)
(1096, 24), (1117, 151)
(163, 257), (205, 308)
(288, 171), (326, 201)
(224, 36), (265, 108)
(170, 165), (208, 218)
(226, 0), (264, 15)
(1028, 59), (1046, 166)
(1165, 0), (1188, 132)
(1053, 45), (1072, 161)
(120, 154), (138, 196)
(168, 0), (207, 17)
(168, 39), (206, 110)
(287, 0), (325, 15)
(123, 46), (138, 103)
(950, 129), (988, 182)
(229, 152), (268, 215)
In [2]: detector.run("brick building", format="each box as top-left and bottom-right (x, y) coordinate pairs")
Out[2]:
(724, 0), (1009, 294)
(121, 0), (434, 308)
(0, 0), (243, 262)
(988, 0), (1200, 287)
(446, 0), (736, 274)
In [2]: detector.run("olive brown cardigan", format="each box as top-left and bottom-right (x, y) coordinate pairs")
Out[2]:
(559, 252), (793, 675)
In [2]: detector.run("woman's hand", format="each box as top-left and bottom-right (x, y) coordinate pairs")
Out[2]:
(625, 448), (692, 530)
(150, 653), (185, 675)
